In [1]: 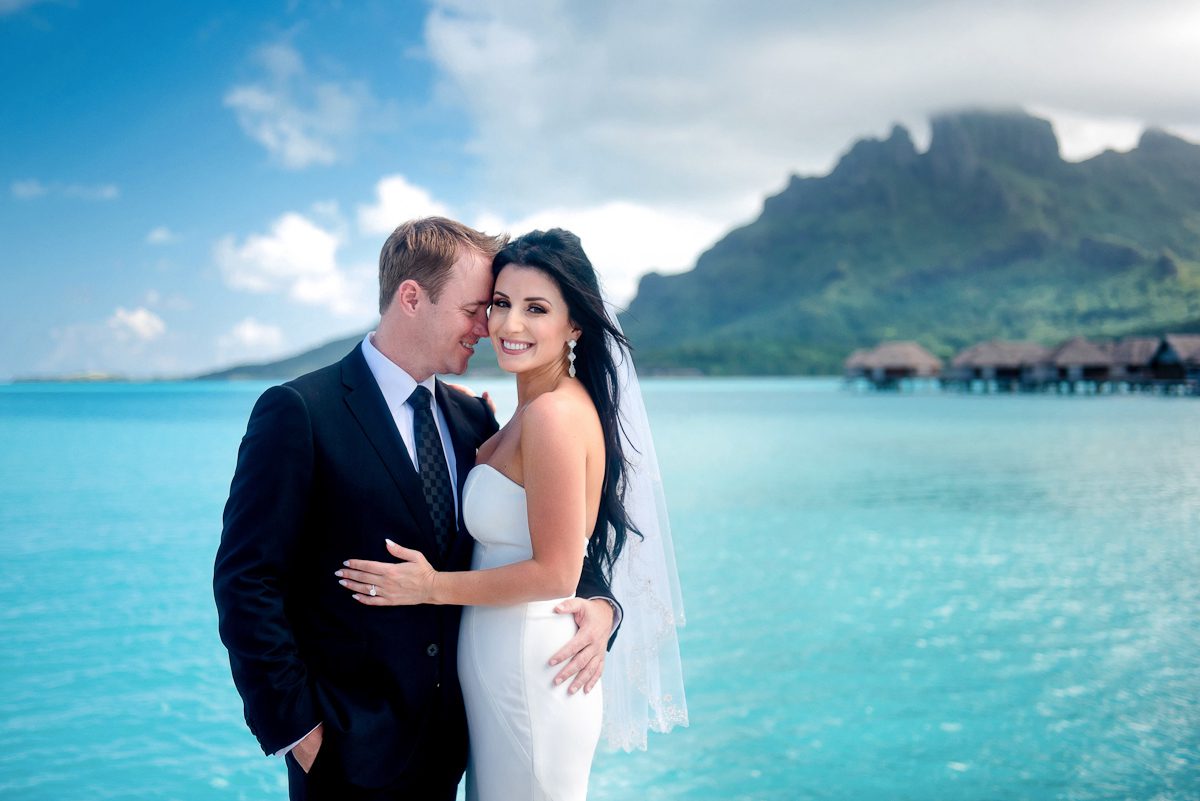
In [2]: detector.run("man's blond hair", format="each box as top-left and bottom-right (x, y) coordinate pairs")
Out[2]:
(378, 217), (508, 313)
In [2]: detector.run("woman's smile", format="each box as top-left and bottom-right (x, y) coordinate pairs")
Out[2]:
(498, 338), (533, 354)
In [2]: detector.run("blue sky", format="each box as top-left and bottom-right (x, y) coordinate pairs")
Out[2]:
(2, 0), (1198, 379)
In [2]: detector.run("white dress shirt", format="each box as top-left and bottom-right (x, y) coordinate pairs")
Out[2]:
(360, 333), (459, 522)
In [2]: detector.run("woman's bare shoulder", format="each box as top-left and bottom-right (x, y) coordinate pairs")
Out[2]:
(524, 385), (597, 426)
(521, 388), (601, 461)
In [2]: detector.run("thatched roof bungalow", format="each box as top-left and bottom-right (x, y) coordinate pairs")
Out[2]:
(1050, 337), (1112, 381)
(949, 340), (1052, 383)
(843, 348), (872, 378)
(1108, 337), (1160, 381)
(844, 341), (943, 384)
(1151, 334), (1200, 380)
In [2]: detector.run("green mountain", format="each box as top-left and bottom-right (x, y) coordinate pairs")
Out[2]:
(196, 109), (1200, 380)
(621, 110), (1200, 374)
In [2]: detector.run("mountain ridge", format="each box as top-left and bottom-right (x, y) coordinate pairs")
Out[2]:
(194, 109), (1200, 379)
(621, 109), (1200, 373)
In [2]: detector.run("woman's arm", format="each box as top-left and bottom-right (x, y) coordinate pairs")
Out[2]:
(338, 394), (591, 607)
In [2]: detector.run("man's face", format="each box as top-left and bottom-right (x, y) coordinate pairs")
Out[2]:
(422, 248), (494, 376)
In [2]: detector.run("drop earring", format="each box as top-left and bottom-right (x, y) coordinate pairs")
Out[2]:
(567, 339), (577, 378)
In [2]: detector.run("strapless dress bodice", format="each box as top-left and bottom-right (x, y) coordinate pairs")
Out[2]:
(462, 463), (532, 570)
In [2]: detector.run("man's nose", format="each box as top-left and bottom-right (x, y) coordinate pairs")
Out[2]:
(472, 312), (489, 338)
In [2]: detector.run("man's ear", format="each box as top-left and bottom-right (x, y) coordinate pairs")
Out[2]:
(393, 279), (423, 315)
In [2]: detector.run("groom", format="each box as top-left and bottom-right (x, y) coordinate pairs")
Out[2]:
(214, 217), (618, 800)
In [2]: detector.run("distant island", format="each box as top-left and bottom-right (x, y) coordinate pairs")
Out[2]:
(187, 108), (1200, 381)
(12, 372), (132, 384)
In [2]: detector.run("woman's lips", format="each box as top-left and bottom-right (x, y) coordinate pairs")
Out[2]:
(499, 338), (532, 355)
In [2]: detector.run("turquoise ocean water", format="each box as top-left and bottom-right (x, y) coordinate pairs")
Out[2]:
(0, 378), (1198, 800)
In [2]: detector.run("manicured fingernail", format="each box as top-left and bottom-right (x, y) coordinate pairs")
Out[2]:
(549, 659), (559, 666)
(343, 561), (349, 566)
(352, 594), (360, 600)
(338, 580), (347, 586)
(386, 538), (396, 545)
(555, 677), (563, 684)
(335, 570), (343, 577)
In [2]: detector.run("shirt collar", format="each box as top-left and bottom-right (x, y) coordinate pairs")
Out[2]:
(361, 332), (437, 410)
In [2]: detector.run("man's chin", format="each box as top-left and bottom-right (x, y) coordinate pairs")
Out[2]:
(445, 353), (472, 375)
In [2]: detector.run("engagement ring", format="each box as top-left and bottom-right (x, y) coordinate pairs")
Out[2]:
(369, 585), (377, 597)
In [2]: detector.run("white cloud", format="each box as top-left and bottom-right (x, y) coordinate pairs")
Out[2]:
(478, 202), (729, 306)
(215, 211), (373, 317)
(11, 179), (118, 200)
(146, 226), (177, 245)
(219, 317), (286, 360)
(358, 174), (453, 235)
(225, 41), (393, 169)
(424, 0), (1200, 220)
(351, 171), (728, 305)
(108, 307), (166, 341)
(11, 179), (47, 198)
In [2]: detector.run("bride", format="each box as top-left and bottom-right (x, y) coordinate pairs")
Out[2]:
(336, 228), (687, 799)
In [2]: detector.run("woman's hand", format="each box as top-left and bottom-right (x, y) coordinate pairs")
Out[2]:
(336, 539), (438, 606)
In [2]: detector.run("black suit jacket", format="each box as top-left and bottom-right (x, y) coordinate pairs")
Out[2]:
(213, 346), (615, 789)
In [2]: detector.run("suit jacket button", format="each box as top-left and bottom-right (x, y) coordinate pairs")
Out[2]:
(427, 643), (439, 657)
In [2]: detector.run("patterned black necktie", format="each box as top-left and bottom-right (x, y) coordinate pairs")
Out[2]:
(407, 385), (455, 556)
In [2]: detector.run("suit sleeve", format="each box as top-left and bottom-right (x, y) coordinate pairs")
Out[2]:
(577, 552), (622, 651)
(213, 384), (320, 755)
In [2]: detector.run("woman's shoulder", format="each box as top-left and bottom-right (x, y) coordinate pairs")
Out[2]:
(520, 388), (602, 469)
(525, 386), (600, 443)
(523, 385), (599, 432)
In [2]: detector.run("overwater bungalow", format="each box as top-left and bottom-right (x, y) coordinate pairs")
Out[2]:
(1050, 337), (1112, 388)
(1150, 334), (1200, 384)
(843, 348), (871, 380)
(845, 334), (1198, 396)
(844, 341), (942, 389)
(945, 340), (1052, 390)
(1108, 337), (1160, 386)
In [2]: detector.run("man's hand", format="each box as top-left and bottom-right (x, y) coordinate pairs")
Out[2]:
(292, 722), (324, 774)
(549, 598), (614, 694)
(444, 382), (497, 416)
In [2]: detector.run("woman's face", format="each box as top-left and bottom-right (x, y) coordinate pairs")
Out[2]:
(488, 264), (580, 377)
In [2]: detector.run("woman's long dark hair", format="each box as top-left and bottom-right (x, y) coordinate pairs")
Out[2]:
(493, 228), (639, 581)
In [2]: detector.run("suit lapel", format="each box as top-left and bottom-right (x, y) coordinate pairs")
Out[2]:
(436, 379), (482, 567)
(340, 347), (437, 547)
(435, 379), (480, 501)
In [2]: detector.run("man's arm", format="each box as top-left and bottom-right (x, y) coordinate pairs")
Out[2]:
(543, 554), (620, 695)
(576, 550), (622, 647)
(213, 385), (321, 756)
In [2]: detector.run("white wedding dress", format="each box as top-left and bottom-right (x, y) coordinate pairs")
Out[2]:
(458, 463), (603, 801)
